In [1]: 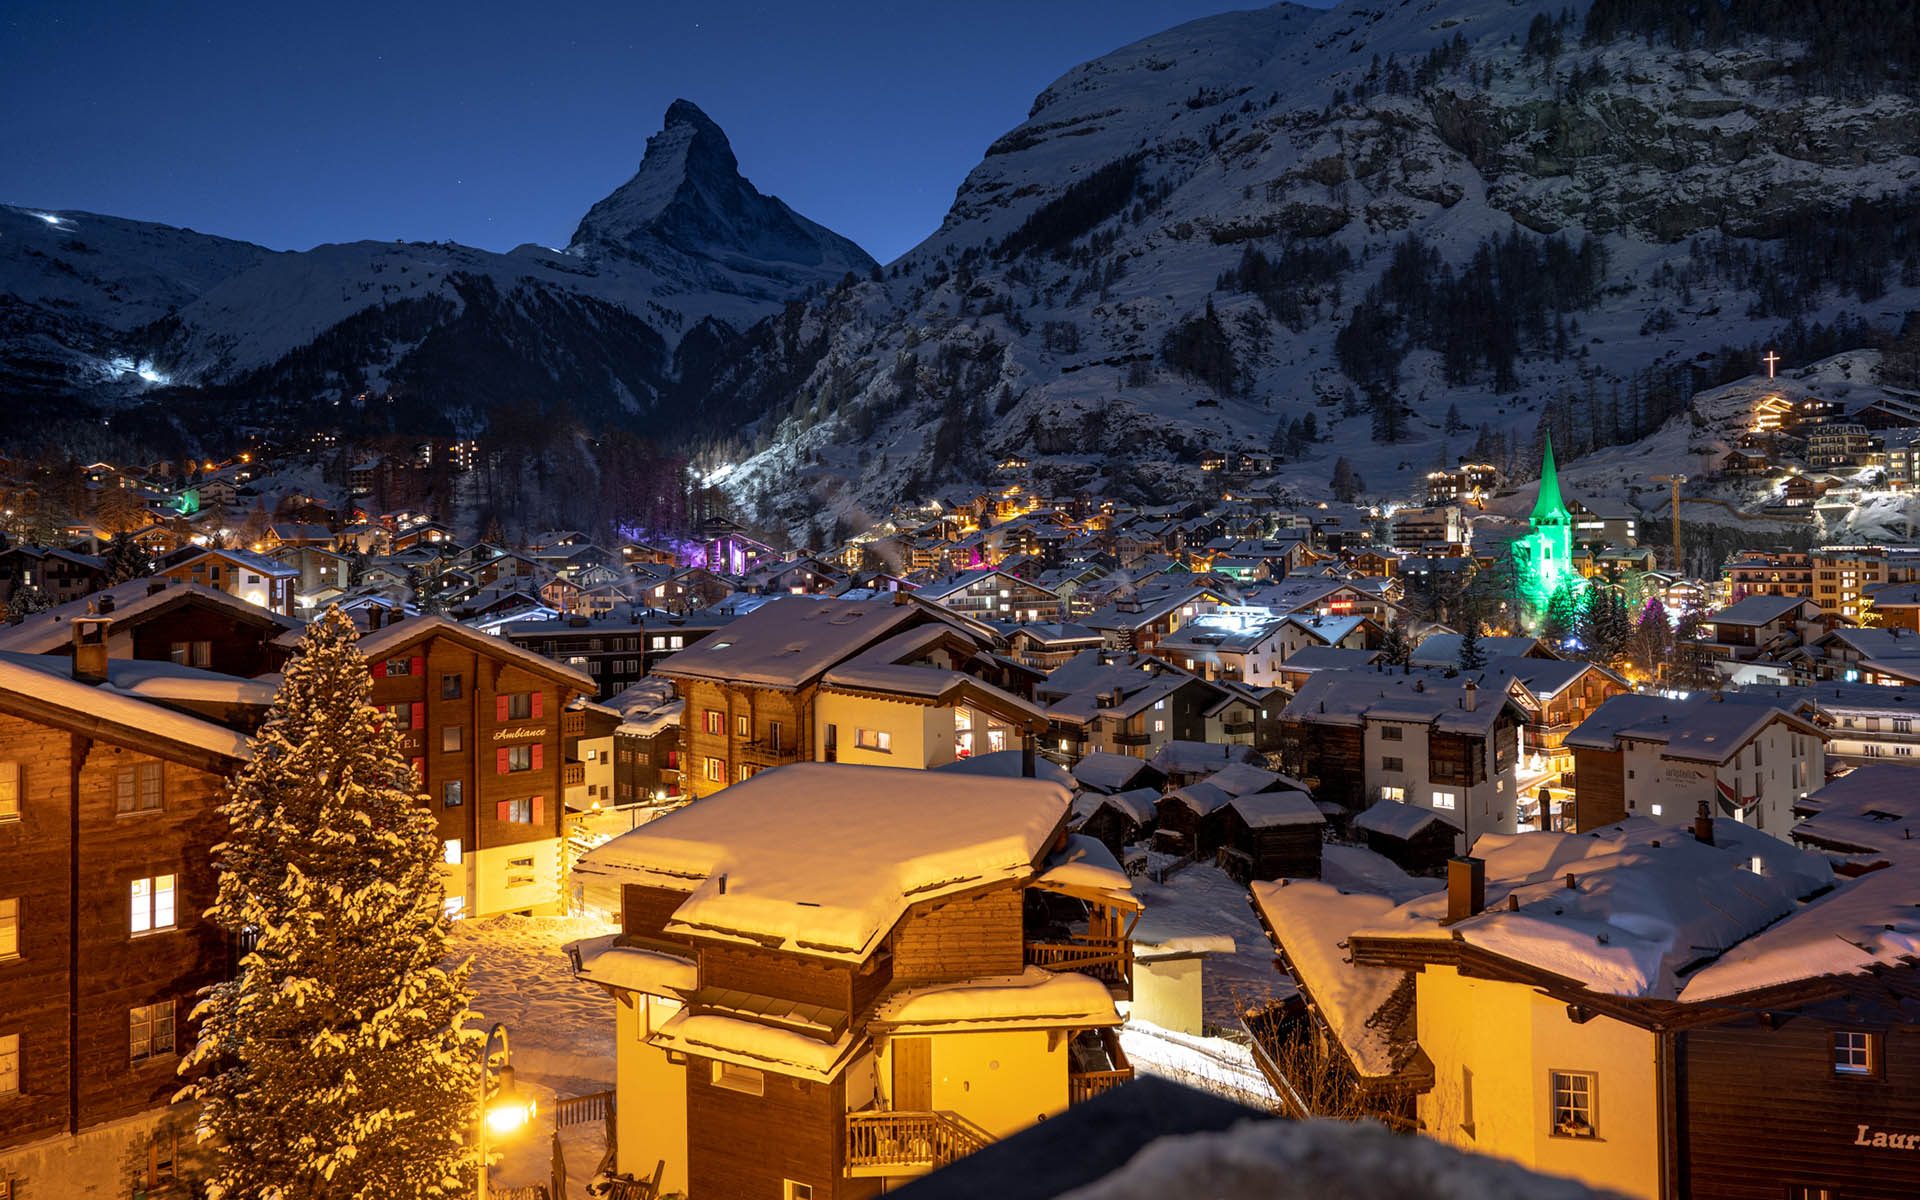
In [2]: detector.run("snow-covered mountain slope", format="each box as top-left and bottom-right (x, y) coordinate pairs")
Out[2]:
(0, 100), (872, 437)
(706, 0), (1920, 538)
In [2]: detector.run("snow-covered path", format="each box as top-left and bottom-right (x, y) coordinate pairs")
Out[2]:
(450, 914), (618, 1198)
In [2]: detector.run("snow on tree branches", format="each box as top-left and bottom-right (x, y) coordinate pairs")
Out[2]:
(180, 606), (481, 1199)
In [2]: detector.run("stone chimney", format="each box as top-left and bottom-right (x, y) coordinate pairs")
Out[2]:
(1445, 855), (1486, 925)
(1693, 799), (1715, 846)
(1463, 677), (1478, 712)
(72, 614), (111, 685)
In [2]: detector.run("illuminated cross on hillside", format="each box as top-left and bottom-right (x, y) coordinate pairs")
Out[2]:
(1763, 349), (1780, 379)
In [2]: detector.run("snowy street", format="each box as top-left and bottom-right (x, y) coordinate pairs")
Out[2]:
(452, 915), (619, 1198)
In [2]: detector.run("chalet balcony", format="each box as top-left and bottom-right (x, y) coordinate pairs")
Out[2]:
(1068, 1028), (1133, 1104)
(844, 1109), (993, 1178)
(1110, 730), (1151, 747)
(1221, 719), (1255, 735)
(738, 738), (803, 769)
(563, 762), (586, 786)
(562, 711), (586, 737)
(1025, 936), (1132, 991)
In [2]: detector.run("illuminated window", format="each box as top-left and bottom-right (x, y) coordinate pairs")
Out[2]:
(0, 898), (16, 959)
(0, 762), (17, 820)
(1834, 1031), (1876, 1077)
(1378, 786), (1405, 802)
(855, 729), (892, 753)
(506, 746), (532, 772)
(703, 710), (723, 735)
(1549, 1070), (1596, 1137)
(506, 693), (532, 720)
(1431, 791), (1458, 811)
(129, 1000), (175, 1062)
(443, 839), (462, 865)
(735, 715), (750, 739)
(702, 757), (724, 783)
(502, 798), (533, 824)
(442, 726), (462, 752)
(130, 875), (176, 935)
(785, 1183), (814, 1200)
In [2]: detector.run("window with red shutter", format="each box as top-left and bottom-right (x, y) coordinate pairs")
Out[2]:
(531, 744), (543, 771)
(532, 796), (544, 826)
(496, 748), (510, 774)
(531, 692), (544, 719)
(410, 655), (425, 677)
(411, 705), (424, 730)
(372, 660), (387, 679)
(496, 800), (511, 822)
(495, 695), (509, 722)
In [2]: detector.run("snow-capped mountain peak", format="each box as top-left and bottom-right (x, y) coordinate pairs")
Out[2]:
(570, 98), (875, 280)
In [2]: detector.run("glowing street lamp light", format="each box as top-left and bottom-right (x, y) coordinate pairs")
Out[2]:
(476, 1022), (536, 1200)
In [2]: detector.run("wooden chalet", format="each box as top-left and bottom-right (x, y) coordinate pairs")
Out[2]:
(571, 764), (1138, 1197)
(0, 578), (301, 678)
(0, 634), (252, 1196)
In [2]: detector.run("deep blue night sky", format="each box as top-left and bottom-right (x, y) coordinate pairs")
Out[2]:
(0, 0), (1334, 264)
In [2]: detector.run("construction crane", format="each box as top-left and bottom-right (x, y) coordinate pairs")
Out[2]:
(1650, 474), (1688, 574)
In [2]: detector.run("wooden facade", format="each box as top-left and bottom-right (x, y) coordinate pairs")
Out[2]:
(1216, 803), (1322, 882)
(1675, 982), (1920, 1199)
(1569, 745), (1628, 830)
(358, 620), (590, 915)
(676, 677), (813, 798)
(0, 690), (242, 1166)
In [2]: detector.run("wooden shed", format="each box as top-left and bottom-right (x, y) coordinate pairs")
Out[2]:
(1153, 782), (1232, 857)
(1216, 790), (1324, 882)
(1352, 798), (1459, 875)
(1070, 786), (1160, 856)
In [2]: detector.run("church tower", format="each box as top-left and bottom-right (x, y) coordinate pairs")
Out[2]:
(1514, 432), (1576, 610)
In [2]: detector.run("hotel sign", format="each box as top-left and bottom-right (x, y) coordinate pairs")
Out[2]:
(1855, 1125), (1920, 1150)
(491, 726), (545, 743)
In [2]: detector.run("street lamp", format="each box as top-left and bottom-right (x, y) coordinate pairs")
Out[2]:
(477, 1022), (536, 1200)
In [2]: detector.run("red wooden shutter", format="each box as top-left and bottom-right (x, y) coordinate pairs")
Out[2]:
(411, 704), (424, 730)
(496, 800), (511, 822)
(532, 796), (544, 826)
(410, 654), (425, 677)
(495, 695), (509, 722)
(371, 659), (387, 678)
(531, 691), (544, 719)
(531, 743), (543, 771)
(496, 748), (510, 774)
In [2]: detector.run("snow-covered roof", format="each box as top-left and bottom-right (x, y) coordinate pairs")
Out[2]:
(1679, 864), (1920, 1002)
(1071, 750), (1160, 794)
(1348, 820), (1834, 1000)
(1408, 634), (1547, 667)
(1071, 786), (1159, 827)
(1565, 692), (1822, 764)
(1250, 878), (1409, 1078)
(1035, 834), (1136, 905)
(1276, 645), (1381, 673)
(1707, 594), (1818, 627)
(0, 651), (251, 763)
(357, 614), (596, 692)
(1225, 790), (1323, 830)
(575, 763), (1070, 960)
(1148, 740), (1260, 776)
(568, 934), (698, 996)
(0, 577), (299, 653)
(1352, 798), (1449, 841)
(651, 1009), (859, 1082)
(1283, 668), (1520, 736)
(934, 750), (1073, 788)
(652, 596), (926, 688)
(873, 967), (1119, 1033)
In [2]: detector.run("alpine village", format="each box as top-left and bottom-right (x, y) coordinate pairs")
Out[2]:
(5, 0), (1920, 1197)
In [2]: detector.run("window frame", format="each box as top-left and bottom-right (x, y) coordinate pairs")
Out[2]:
(1548, 1069), (1597, 1139)
(129, 1000), (176, 1063)
(129, 874), (177, 936)
(443, 779), (464, 808)
(441, 672), (463, 700)
(1832, 1030), (1879, 1079)
(855, 728), (892, 753)
(711, 1060), (765, 1096)
(0, 1031), (17, 1096)
(0, 761), (17, 821)
(0, 897), (16, 960)
(506, 745), (533, 773)
(441, 725), (463, 753)
(116, 762), (165, 816)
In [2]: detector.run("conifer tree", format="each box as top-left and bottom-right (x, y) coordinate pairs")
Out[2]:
(182, 606), (479, 1199)
(104, 530), (152, 584)
(1380, 621), (1414, 667)
(1457, 614), (1487, 671)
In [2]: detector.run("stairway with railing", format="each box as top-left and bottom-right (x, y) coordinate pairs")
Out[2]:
(844, 1109), (995, 1177)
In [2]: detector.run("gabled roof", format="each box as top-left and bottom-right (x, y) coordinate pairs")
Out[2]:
(0, 578), (300, 654)
(0, 651), (250, 767)
(575, 763), (1069, 962)
(1565, 692), (1825, 764)
(1707, 594), (1820, 626)
(356, 615), (594, 692)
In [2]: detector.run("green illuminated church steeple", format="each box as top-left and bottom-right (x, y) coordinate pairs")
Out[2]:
(1513, 432), (1577, 611)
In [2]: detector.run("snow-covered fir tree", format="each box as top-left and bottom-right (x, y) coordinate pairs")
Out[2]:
(181, 606), (480, 1199)
(1457, 616), (1487, 671)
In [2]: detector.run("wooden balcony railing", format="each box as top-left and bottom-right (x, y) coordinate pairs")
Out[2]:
(562, 712), (585, 737)
(844, 1110), (993, 1177)
(1069, 1026), (1132, 1104)
(563, 762), (586, 786)
(1025, 937), (1131, 988)
(739, 739), (802, 769)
